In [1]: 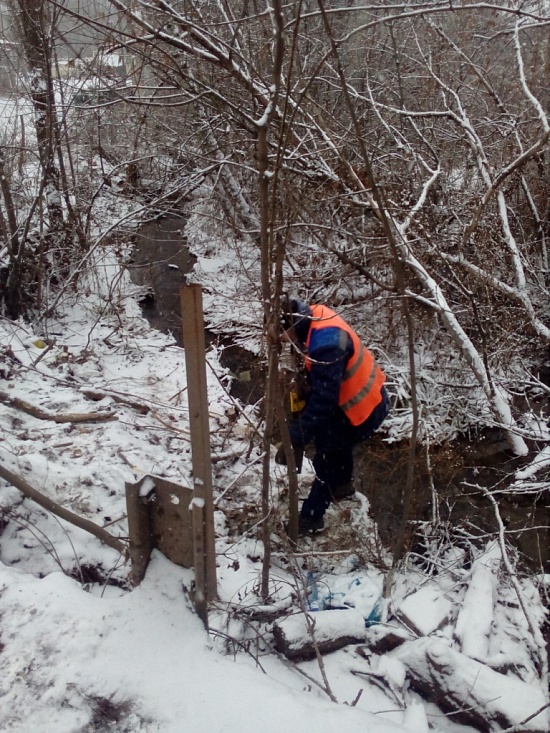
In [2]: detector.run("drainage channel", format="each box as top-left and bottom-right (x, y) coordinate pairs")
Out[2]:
(127, 215), (265, 405)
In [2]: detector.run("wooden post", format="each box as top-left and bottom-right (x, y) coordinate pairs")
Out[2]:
(191, 498), (207, 627)
(180, 284), (217, 614)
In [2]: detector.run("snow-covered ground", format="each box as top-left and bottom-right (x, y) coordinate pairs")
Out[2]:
(0, 83), (548, 733)
(0, 244), (548, 733)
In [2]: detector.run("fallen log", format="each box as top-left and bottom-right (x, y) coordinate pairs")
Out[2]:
(0, 389), (116, 423)
(396, 637), (549, 732)
(454, 541), (501, 660)
(0, 460), (127, 556)
(273, 609), (366, 661)
(395, 583), (453, 637)
(361, 624), (412, 655)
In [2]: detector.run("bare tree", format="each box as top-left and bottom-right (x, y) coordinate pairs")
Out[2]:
(1, 1), (547, 574)
(71, 1), (548, 559)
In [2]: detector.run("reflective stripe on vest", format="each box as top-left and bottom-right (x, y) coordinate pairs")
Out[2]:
(305, 304), (386, 426)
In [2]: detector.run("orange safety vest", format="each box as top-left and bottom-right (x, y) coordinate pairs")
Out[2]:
(304, 304), (386, 426)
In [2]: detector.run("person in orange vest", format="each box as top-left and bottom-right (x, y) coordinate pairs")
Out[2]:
(275, 298), (389, 533)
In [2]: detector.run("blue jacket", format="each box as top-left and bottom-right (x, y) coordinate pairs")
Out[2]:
(289, 318), (354, 448)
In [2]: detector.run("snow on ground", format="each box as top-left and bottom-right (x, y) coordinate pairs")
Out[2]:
(0, 277), (411, 733)
(0, 91), (547, 733)
(0, 254), (548, 733)
(0, 554), (411, 733)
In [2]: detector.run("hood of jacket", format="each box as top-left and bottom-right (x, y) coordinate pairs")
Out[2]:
(290, 299), (312, 344)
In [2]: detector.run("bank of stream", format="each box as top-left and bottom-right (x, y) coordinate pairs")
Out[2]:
(128, 217), (549, 574)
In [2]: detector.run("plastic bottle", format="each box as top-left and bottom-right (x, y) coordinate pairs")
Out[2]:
(306, 571), (320, 611)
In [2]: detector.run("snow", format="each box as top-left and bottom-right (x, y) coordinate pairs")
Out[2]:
(276, 608), (367, 648)
(1, 260), (547, 733)
(0, 555), (405, 733)
(0, 97), (547, 733)
(454, 542), (501, 661)
(396, 584), (454, 637)
(397, 638), (549, 731)
(515, 445), (550, 481)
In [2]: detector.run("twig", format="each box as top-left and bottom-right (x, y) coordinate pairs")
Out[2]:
(32, 339), (56, 367)
(150, 409), (190, 435)
(81, 387), (150, 414)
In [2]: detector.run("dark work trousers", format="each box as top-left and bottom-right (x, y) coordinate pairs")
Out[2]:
(300, 386), (390, 522)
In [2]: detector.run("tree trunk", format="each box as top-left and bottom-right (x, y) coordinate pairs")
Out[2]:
(9, 0), (67, 284)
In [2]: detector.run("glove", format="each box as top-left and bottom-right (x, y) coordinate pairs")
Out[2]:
(274, 443), (303, 473)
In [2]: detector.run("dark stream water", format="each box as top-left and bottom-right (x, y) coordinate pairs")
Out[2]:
(128, 217), (549, 574)
(127, 217), (265, 404)
(128, 216), (192, 337)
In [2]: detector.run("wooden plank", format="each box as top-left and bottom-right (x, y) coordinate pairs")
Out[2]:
(149, 477), (194, 567)
(125, 476), (194, 586)
(125, 477), (153, 586)
(180, 284), (217, 607)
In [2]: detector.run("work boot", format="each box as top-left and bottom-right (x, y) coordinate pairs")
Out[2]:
(285, 515), (325, 535)
(329, 482), (355, 501)
(298, 515), (325, 534)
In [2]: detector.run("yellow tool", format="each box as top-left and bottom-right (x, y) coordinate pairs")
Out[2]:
(289, 378), (306, 413)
